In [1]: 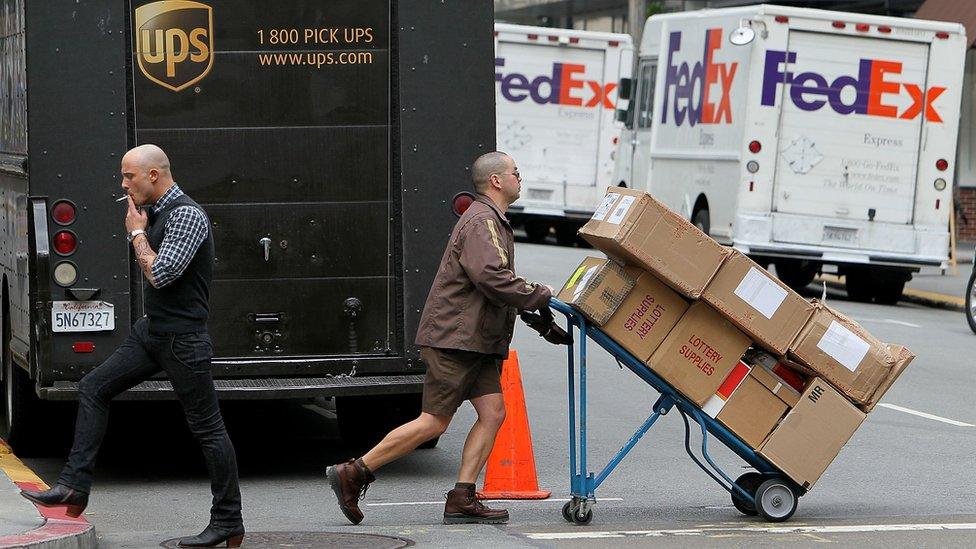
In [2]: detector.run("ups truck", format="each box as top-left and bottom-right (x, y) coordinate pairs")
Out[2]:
(0, 0), (494, 453)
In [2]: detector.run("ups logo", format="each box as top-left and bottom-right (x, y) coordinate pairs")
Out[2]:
(135, 1), (214, 92)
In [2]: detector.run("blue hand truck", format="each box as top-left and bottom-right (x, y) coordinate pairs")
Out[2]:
(549, 298), (806, 524)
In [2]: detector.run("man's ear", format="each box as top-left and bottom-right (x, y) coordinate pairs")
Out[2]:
(149, 168), (159, 183)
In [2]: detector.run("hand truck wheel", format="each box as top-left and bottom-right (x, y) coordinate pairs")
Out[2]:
(561, 501), (574, 522)
(572, 508), (593, 525)
(755, 477), (798, 522)
(731, 472), (764, 516)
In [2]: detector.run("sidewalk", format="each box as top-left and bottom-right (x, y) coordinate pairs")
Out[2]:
(0, 441), (95, 549)
(817, 242), (973, 311)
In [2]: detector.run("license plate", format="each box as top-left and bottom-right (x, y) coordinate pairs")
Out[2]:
(527, 188), (554, 201)
(52, 301), (115, 333)
(823, 226), (859, 245)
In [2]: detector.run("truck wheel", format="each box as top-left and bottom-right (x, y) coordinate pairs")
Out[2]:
(692, 209), (710, 235)
(967, 267), (976, 335)
(773, 259), (819, 291)
(845, 271), (874, 302)
(873, 279), (905, 305)
(1, 322), (44, 455)
(523, 220), (550, 243)
(555, 222), (580, 247)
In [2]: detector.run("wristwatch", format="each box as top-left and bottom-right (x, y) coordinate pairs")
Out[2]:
(127, 229), (146, 243)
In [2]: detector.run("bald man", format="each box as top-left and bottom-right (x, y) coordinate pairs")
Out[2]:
(326, 152), (552, 525)
(21, 145), (245, 548)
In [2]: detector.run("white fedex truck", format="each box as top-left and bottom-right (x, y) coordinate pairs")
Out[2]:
(612, 5), (966, 303)
(495, 23), (633, 244)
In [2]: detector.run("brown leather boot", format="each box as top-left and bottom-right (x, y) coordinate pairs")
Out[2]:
(443, 486), (510, 524)
(326, 459), (375, 525)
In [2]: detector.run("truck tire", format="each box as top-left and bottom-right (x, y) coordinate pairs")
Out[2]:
(846, 268), (908, 305)
(1, 311), (45, 455)
(773, 259), (819, 291)
(555, 222), (580, 247)
(523, 220), (550, 243)
(966, 267), (976, 335)
(692, 209), (710, 235)
(336, 393), (438, 450)
(873, 278), (906, 305)
(845, 271), (874, 302)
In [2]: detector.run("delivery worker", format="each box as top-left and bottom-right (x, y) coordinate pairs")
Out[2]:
(326, 151), (552, 525)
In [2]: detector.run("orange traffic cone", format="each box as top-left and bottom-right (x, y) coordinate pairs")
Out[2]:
(479, 350), (551, 499)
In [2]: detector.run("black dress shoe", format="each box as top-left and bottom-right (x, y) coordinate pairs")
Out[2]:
(178, 524), (245, 548)
(20, 484), (88, 518)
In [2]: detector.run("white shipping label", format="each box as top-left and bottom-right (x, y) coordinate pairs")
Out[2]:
(606, 196), (636, 225)
(591, 193), (620, 221)
(817, 320), (871, 372)
(733, 267), (788, 320)
(573, 265), (598, 300)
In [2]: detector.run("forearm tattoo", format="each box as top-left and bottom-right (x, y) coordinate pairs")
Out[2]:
(132, 234), (158, 287)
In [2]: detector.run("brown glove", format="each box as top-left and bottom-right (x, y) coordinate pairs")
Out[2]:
(519, 308), (572, 346)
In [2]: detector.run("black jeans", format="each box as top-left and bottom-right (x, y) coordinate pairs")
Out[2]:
(59, 317), (242, 528)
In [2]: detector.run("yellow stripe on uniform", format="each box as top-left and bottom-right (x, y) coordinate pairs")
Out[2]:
(485, 219), (509, 268)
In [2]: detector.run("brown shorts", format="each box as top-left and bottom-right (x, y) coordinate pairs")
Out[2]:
(420, 347), (502, 416)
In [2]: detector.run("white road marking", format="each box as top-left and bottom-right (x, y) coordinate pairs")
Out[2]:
(877, 403), (975, 427)
(525, 522), (976, 540)
(852, 317), (921, 328)
(365, 498), (623, 507)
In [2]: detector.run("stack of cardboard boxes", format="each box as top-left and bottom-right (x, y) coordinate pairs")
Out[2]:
(559, 188), (915, 490)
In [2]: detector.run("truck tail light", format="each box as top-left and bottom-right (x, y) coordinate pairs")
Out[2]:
(54, 261), (78, 286)
(748, 140), (761, 153)
(52, 200), (77, 225)
(774, 16), (789, 23)
(54, 230), (77, 255)
(878, 26), (892, 34)
(72, 342), (95, 353)
(608, 40), (619, 47)
(855, 24), (869, 32)
(746, 161), (759, 173)
(935, 178), (947, 191)
(569, 37), (580, 44)
(936, 158), (948, 171)
(936, 31), (950, 39)
(832, 21), (846, 29)
(452, 192), (475, 217)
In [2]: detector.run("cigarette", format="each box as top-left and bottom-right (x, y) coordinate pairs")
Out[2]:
(116, 196), (129, 202)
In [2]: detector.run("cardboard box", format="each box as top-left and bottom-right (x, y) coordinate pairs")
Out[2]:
(602, 272), (690, 362)
(702, 250), (814, 355)
(579, 188), (730, 298)
(557, 257), (635, 325)
(703, 360), (799, 449)
(645, 301), (752, 406)
(789, 301), (915, 410)
(758, 378), (866, 490)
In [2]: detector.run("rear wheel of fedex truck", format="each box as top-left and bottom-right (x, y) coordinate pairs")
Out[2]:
(523, 220), (550, 243)
(846, 267), (909, 305)
(692, 209), (710, 235)
(773, 259), (819, 292)
(336, 393), (439, 450)
(555, 221), (581, 247)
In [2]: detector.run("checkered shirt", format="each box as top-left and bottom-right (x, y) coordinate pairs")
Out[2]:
(148, 184), (209, 288)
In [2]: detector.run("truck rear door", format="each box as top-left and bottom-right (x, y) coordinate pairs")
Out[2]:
(131, 1), (394, 363)
(495, 35), (605, 214)
(771, 31), (928, 235)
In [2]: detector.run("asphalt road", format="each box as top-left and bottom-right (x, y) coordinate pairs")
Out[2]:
(21, 241), (976, 548)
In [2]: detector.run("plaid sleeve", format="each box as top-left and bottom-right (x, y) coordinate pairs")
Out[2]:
(151, 206), (209, 288)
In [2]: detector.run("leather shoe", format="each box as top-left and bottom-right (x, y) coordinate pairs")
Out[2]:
(178, 523), (245, 547)
(327, 458), (375, 525)
(20, 484), (88, 518)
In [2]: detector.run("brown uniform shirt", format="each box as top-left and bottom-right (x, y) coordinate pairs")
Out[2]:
(415, 195), (551, 357)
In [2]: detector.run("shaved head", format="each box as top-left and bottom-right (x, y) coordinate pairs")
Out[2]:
(123, 144), (171, 176)
(471, 151), (512, 194)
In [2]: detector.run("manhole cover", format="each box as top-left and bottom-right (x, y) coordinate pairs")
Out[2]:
(160, 531), (412, 548)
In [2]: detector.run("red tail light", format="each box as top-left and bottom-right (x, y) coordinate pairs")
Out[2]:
(72, 342), (95, 353)
(608, 40), (620, 47)
(832, 21), (846, 29)
(548, 35), (559, 42)
(54, 231), (77, 255)
(569, 37), (580, 44)
(452, 192), (475, 217)
(855, 24), (869, 32)
(936, 31), (950, 39)
(52, 200), (77, 225)
(748, 140), (762, 153)
(774, 16), (789, 23)
(878, 26), (892, 34)
(936, 158), (949, 171)
(527, 34), (538, 41)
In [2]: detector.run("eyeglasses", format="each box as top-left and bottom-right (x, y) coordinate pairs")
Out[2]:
(494, 171), (521, 181)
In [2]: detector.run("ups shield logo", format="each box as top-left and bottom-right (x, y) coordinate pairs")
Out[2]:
(135, 1), (214, 92)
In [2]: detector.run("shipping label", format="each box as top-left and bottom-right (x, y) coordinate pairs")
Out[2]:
(733, 267), (788, 320)
(817, 320), (871, 372)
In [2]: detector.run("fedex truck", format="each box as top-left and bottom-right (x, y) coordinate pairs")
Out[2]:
(612, 5), (966, 303)
(495, 24), (632, 245)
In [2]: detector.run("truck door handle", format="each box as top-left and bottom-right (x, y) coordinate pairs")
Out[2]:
(259, 237), (272, 261)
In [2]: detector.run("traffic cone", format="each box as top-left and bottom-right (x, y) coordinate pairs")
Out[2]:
(479, 350), (551, 499)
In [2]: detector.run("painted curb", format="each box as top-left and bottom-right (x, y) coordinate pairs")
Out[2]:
(0, 442), (96, 549)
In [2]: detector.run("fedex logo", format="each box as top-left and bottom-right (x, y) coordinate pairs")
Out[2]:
(761, 51), (946, 122)
(661, 28), (739, 126)
(494, 57), (617, 109)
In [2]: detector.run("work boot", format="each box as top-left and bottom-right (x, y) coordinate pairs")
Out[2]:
(326, 458), (375, 525)
(443, 486), (510, 524)
(178, 523), (245, 547)
(20, 484), (89, 518)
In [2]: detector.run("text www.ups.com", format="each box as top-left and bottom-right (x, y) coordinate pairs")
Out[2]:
(258, 51), (373, 67)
